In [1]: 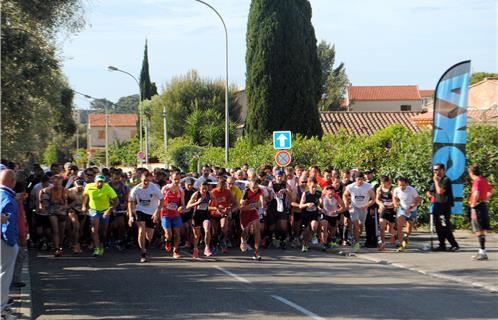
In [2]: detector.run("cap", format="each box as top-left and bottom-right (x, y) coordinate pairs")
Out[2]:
(95, 175), (106, 182)
(275, 170), (284, 176)
(77, 170), (85, 177)
(75, 180), (85, 187)
(185, 177), (195, 185)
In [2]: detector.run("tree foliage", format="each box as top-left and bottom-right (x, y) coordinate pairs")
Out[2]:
(147, 70), (241, 144)
(317, 40), (349, 111)
(89, 95), (139, 114)
(470, 72), (498, 85)
(1, 0), (84, 163)
(245, 0), (323, 144)
(139, 39), (157, 101)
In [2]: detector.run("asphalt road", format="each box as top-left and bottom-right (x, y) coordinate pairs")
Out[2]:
(30, 247), (498, 320)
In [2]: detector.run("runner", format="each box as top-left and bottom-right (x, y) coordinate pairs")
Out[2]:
(187, 182), (214, 258)
(319, 185), (345, 251)
(227, 176), (242, 248)
(67, 179), (86, 253)
(82, 175), (118, 257)
(30, 174), (52, 250)
(467, 164), (493, 260)
(160, 172), (184, 259)
(376, 176), (396, 250)
(181, 177), (196, 249)
(240, 179), (263, 260)
(39, 175), (69, 257)
(210, 177), (237, 254)
(339, 169), (353, 245)
(109, 171), (129, 251)
(267, 170), (289, 249)
(128, 171), (162, 262)
(299, 178), (321, 252)
(290, 175), (307, 248)
(194, 165), (216, 189)
(393, 177), (420, 252)
(343, 172), (375, 253)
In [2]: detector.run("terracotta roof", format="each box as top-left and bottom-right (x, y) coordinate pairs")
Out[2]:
(88, 114), (138, 127)
(411, 107), (498, 126)
(320, 111), (421, 135)
(348, 85), (421, 101)
(419, 90), (434, 98)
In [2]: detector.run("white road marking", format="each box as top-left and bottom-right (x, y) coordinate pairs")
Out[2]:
(214, 265), (252, 283)
(271, 295), (326, 320)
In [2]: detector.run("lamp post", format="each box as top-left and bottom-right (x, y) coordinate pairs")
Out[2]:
(72, 90), (109, 168)
(107, 65), (146, 165)
(194, 0), (229, 164)
(163, 106), (168, 152)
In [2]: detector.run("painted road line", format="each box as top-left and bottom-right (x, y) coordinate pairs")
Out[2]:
(271, 295), (325, 320)
(214, 265), (252, 284)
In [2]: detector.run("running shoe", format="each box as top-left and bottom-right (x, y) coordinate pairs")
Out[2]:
(321, 244), (328, 252)
(396, 246), (405, 252)
(164, 241), (172, 253)
(193, 248), (199, 259)
(311, 235), (319, 245)
(301, 244), (308, 253)
(140, 253), (147, 263)
(173, 252), (181, 259)
(378, 242), (385, 251)
(280, 239), (287, 250)
(93, 248), (99, 257)
(402, 240), (408, 249)
(328, 241), (337, 248)
(97, 246), (104, 256)
(448, 245), (460, 252)
(204, 247), (213, 257)
(240, 240), (248, 252)
(253, 250), (262, 261)
(352, 243), (360, 253)
(54, 248), (63, 257)
(472, 253), (488, 260)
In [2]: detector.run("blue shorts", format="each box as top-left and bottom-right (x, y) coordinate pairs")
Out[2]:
(397, 207), (417, 221)
(161, 216), (182, 229)
(88, 209), (110, 225)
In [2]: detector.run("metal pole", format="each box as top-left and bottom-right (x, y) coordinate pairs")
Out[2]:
(105, 105), (109, 168)
(194, 0), (229, 164)
(76, 110), (80, 150)
(145, 119), (149, 165)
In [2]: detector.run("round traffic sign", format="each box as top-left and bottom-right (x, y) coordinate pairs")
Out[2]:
(137, 151), (145, 159)
(74, 154), (81, 160)
(275, 150), (291, 167)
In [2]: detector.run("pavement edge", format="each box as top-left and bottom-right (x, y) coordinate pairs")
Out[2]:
(18, 253), (32, 320)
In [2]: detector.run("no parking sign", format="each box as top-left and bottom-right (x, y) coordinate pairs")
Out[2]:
(275, 150), (291, 167)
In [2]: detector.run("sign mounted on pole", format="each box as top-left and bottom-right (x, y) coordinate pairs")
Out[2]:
(273, 131), (292, 149)
(275, 150), (292, 167)
(137, 151), (145, 160)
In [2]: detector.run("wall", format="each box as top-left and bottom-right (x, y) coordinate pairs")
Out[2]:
(350, 100), (423, 112)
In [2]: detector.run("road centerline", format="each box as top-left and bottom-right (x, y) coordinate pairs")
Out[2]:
(213, 265), (252, 284)
(271, 295), (326, 320)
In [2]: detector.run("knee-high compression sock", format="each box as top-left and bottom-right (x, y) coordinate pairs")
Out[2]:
(478, 235), (486, 250)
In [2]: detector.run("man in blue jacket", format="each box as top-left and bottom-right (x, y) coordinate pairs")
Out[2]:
(1, 168), (19, 317)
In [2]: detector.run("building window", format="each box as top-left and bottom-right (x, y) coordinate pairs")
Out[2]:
(401, 105), (412, 111)
(98, 130), (105, 139)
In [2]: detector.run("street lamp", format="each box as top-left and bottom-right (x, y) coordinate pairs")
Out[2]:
(107, 65), (146, 165)
(194, 0), (229, 164)
(72, 90), (109, 168)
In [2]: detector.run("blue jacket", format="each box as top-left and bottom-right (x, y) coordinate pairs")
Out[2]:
(1, 185), (18, 246)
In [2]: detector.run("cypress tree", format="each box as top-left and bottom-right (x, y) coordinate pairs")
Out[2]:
(245, 0), (323, 144)
(140, 39), (154, 100)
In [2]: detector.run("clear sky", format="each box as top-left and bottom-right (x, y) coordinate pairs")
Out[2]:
(61, 0), (497, 108)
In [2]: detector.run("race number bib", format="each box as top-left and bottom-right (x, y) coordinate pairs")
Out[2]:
(198, 203), (208, 211)
(166, 203), (178, 210)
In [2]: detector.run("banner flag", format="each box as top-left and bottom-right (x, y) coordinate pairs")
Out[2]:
(432, 60), (471, 214)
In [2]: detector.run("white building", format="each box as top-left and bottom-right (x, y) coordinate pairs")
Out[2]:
(87, 114), (137, 153)
(346, 85), (423, 112)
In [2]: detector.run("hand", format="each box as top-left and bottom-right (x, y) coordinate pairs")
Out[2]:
(306, 203), (315, 209)
(433, 173), (439, 181)
(128, 217), (134, 227)
(152, 214), (159, 224)
(81, 206), (87, 213)
(177, 206), (183, 214)
(1, 214), (9, 224)
(103, 209), (111, 218)
(378, 205), (385, 213)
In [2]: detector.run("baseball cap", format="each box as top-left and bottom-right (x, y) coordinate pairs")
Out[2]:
(75, 180), (85, 187)
(95, 175), (106, 182)
(0, 164), (7, 171)
(275, 170), (284, 176)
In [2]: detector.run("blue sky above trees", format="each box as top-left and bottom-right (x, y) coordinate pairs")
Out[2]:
(62, 0), (497, 108)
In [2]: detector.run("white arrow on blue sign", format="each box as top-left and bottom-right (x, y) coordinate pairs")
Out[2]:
(273, 131), (292, 149)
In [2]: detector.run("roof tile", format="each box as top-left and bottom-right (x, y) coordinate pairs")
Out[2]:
(88, 114), (138, 127)
(348, 85), (421, 101)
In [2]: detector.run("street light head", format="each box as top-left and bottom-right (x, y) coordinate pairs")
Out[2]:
(107, 65), (118, 71)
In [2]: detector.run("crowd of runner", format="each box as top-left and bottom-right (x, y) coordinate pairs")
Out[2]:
(2, 160), (491, 265)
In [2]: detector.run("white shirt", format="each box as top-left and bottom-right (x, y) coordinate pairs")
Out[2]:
(30, 182), (53, 208)
(346, 182), (372, 208)
(130, 183), (163, 215)
(393, 186), (419, 211)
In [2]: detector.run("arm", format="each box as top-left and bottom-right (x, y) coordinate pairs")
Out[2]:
(392, 191), (399, 209)
(186, 192), (200, 210)
(38, 188), (46, 211)
(81, 193), (89, 212)
(433, 175), (446, 195)
(337, 196), (346, 213)
(342, 189), (351, 210)
(362, 189), (376, 210)
(410, 196), (421, 211)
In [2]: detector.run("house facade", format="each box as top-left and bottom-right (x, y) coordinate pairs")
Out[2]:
(345, 85), (423, 112)
(87, 114), (138, 151)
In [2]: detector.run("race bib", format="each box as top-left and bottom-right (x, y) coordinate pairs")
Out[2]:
(198, 203), (208, 211)
(139, 199), (151, 207)
(166, 203), (178, 210)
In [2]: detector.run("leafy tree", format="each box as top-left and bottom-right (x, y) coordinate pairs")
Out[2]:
(148, 70), (241, 142)
(470, 72), (498, 85)
(317, 40), (349, 111)
(115, 95), (140, 114)
(245, 0), (323, 144)
(184, 108), (237, 147)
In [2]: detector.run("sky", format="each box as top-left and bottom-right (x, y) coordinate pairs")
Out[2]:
(61, 0), (498, 109)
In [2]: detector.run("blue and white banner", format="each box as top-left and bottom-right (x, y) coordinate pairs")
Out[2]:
(432, 61), (471, 214)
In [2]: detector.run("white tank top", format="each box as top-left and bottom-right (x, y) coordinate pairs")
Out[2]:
(322, 196), (339, 217)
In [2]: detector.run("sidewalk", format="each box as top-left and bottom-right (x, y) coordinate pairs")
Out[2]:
(8, 254), (32, 319)
(355, 230), (498, 293)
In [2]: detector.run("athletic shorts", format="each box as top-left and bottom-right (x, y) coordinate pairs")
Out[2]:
(161, 216), (182, 229)
(350, 207), (367, 225)
(276, 210), (289, 221)
(342, 211), (351, 219)
(321, 215), (338, 227)
(181, 210), (193, 223)
(397, 208), (417, 221)
(88, 208), (110, 225)
(193, 210), (210, 228)
(380, 209), (396, 224)
(240, 209), (259, 229)
(470, 202), (490, 232)
(292, 210), (302, 222)
(301, 211), (319, 228)
(48, 204), (67, 217)
(35, 214), (51, 228)
(135, 211), (155, 229)
(69, 207), (87, 221)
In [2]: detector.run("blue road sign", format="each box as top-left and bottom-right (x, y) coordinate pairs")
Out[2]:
(273, 131), (292, 149)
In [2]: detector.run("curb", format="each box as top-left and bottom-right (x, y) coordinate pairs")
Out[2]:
(18, 253), (32, 319)
(357, 253), (498, 294)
